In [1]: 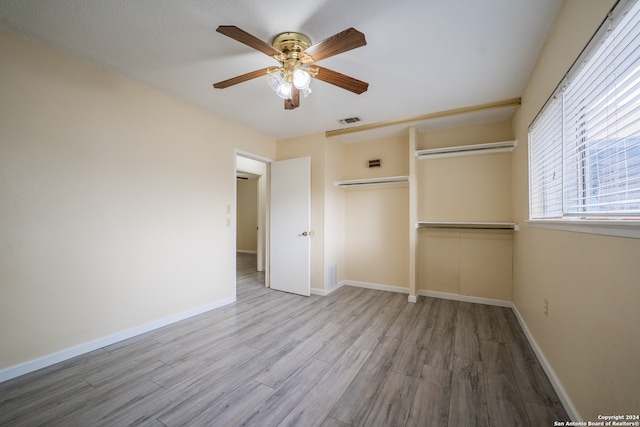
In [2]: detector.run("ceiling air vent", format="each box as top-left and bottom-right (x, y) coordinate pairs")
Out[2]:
(338, 116), (362, 125)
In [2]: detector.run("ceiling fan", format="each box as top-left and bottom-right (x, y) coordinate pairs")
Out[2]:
(213, 26), (369, 110)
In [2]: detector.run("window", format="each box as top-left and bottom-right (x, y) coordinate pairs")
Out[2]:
(529, 0), (640, 222)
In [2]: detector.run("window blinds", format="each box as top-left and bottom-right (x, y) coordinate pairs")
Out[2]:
(530, 96), (563, 219)
(529, 0), (640, 219)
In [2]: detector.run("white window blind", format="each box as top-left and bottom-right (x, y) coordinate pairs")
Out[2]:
(530, 96), (563, 218)
(529, 0), (640, 220)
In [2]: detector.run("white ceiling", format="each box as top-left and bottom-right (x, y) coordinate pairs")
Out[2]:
(0, 0), (562, 141)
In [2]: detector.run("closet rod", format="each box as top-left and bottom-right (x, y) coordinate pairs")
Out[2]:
(416, 221), (517, 231)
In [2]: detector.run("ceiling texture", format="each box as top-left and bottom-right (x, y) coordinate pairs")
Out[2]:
(0, 0), (562, 142)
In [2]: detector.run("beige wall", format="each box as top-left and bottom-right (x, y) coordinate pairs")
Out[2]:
(236, 179), (258, 252)
(511, 0), (640, 419)
(324, 138), (346, 286)
(343, 136), (410, 289)
(275, 133), (411, 291)
(417, 122), (514, 300)
(0, 29), (275, 370)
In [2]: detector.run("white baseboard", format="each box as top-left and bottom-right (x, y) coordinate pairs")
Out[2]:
(343, 280), (410, 294)
(510, 305), (580, 421)
(0, 296), (235, 384)
(311, 281), (345, 296)
(418, 289), (512, 307)
(236, 249), (257, 254)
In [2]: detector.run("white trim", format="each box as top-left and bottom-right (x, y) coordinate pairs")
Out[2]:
(407, 295), (417, 303)
(526, 219), (640, 239)
(417, 289), (512, 307)
(343, 280), (410, 294)
(236, 249), (258, 254)
(234, 149), (274, 164)
(510, 305), (581, 421)
(415, 140), (516, 160)
(0, 297), (235, 384)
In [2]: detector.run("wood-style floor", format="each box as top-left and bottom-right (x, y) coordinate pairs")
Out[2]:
(0, 253), (568, 426)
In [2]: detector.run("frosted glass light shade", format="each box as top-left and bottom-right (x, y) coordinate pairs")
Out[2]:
(293, 69), (311, 89)
(267, 71), (286, 91)
(276, 81), (292, 99)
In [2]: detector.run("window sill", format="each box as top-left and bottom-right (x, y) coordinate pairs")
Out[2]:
(526, 219), (640, 239)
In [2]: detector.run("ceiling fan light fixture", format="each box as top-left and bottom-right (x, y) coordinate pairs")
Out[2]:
(214, 26), (368, 110)
(267, 70), (286, 91)
(275, 81), (293, 99)
(293, 68), (311, 89)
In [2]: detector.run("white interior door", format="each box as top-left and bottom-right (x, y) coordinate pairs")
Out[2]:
(270, 157), (311, 296)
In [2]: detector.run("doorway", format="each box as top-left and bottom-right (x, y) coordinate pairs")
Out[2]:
(234, 152), (312, 297)
(235, 154), (268, 287)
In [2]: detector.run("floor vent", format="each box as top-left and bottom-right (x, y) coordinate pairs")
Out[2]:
(338, 117), (361, 125)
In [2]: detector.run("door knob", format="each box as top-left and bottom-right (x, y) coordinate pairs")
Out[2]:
(302, 231), (310, 236)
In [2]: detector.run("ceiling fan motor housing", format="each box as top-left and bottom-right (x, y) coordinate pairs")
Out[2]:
(272, 32), (312, 60)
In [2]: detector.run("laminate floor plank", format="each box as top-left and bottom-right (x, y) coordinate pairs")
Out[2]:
(362, 371), (418, 427)
(454, 308), (481, 361)
(321, 417), (353, 427)
(480, 339), (530, 427)
(254, 322), (342, 388)
(56, 377), (167, 426)
(0, 253), (569, 427)
(507, 335), (563, 408)
(384, 298), (424, 340)
(475, 303), (500, 341)
(164, 380), (273, 427)
(313, 310), (378, 364)
(390, 297), (435, 377)
(234, 358), (332, 427)
(0, 376), (93, 426)
(351, 303), (402, 351)
(524, 401), (569, 426)
(329, 336), (402, 426)
(157, 338), (299, 424)
(448, 355), (490, 427)
(406, 364), (452, 427)
(423, 298), (458, 371)
(278, 346), (372, 427)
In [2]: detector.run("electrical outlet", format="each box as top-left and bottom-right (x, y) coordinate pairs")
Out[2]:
(543, 299), (549, 317)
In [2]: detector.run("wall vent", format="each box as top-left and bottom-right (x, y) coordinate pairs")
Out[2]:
(338, 117), (361, 125)
(326, 264), (338, 290)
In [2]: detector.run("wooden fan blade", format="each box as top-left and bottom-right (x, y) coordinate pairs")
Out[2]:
(213, 67), (272, 89)
(302, 28), (366, 63)
(313, 66), (369, 94)
(216, 26), (283, 58)
(285, 87), (300, 110)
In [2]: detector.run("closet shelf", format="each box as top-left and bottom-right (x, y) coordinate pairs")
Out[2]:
(415, 140), (516, 160)
(416, 221), (518, 231)
(334, 176), (409, 188)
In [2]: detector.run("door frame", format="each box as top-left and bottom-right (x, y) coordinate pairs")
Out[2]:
(235, 149), (272, 287)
